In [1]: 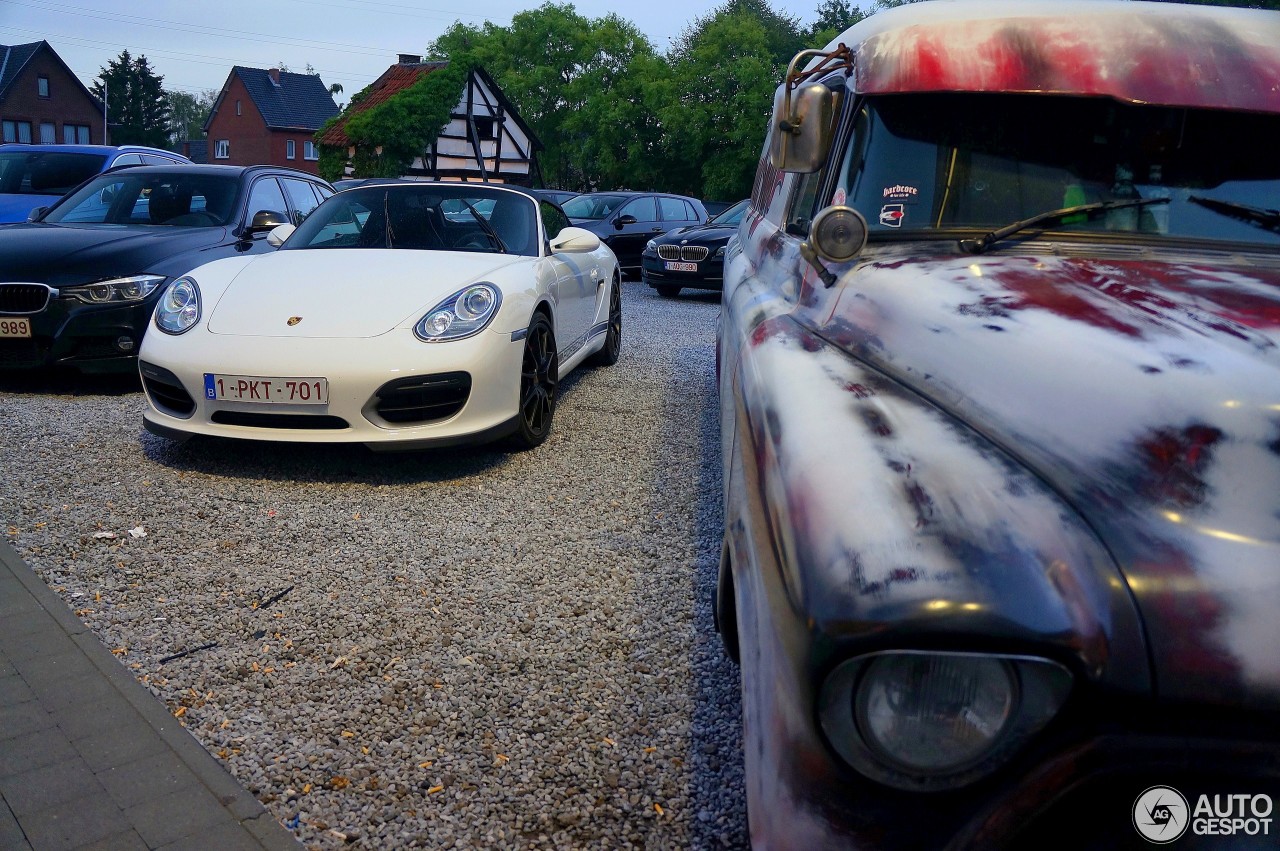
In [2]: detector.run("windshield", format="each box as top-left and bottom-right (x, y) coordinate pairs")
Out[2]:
(0, 151), (107, 197)
(42, 172), (239, 226)
(285, 185), (540, 256)
(832, 94), (1280, 248)
(711, 200), (749, 226)
(562, 194), (627, 220)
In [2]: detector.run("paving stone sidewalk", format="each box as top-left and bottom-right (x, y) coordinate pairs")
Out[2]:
(0, 539), (301, 851)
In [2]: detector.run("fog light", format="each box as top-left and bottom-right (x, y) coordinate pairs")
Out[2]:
(116, 336), (135, 352)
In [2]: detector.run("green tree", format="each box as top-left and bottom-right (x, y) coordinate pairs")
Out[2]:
(664, 0), (805, 200)
(429, 3), (663, 192)
(167, 89), (217, 149)
(809, 0), (867, 45)
(91, 50), (171, 148)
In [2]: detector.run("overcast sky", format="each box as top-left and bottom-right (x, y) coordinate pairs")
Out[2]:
(1, 0), (826, 102)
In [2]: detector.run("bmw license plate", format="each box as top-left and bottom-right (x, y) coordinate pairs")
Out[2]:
(0, 317), (32, 338)
(204, 373), (328, 404)
(664, 261), (698, 272)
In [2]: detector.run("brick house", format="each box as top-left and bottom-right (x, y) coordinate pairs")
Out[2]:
(203, 67), (339, 175)
(318, 57), (542, 185)
(0, 41), (104, 145)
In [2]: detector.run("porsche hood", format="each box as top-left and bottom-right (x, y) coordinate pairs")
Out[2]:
(820, 247), (1280, 708)
(205, 250), (522, 338)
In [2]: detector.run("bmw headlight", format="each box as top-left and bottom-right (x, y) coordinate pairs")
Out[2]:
(63, 274), (166, 304)
(818, 651), (1072, 791)
(415, 283), (501, 342)
(154, 277), (201, 335)
(713, 245), (726, 258)
(645, 239), (656, 253)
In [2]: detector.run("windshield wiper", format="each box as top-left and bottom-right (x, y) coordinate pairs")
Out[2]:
(461, 200), (507, 253)
(1188, 196), (1280, 234)
(960, 197), (1171, 254)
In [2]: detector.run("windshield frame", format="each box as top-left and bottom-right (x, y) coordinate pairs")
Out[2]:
(817, 92), (1280, 254)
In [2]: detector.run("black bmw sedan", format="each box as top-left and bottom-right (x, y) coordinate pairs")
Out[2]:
(0, 164), (333, 374)
(640, 199), (747, 297)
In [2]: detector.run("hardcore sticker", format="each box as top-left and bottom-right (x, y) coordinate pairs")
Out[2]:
(883, 184), (919, 201)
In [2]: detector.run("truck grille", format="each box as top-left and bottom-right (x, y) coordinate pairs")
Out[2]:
(657, 245), (709, 262)
(0, 284), (52, 314)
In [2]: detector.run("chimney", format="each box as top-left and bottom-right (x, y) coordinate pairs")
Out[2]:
(268, 67), (281, 85)
(397, 53), (421, 65)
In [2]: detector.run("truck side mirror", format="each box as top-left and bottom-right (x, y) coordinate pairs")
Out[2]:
(768, 81), (835, 173)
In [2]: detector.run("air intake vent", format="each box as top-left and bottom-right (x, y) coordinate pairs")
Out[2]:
(374, 372), (471, 424)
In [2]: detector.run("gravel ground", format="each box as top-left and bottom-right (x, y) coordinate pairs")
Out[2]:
(0, 281), (746, 850)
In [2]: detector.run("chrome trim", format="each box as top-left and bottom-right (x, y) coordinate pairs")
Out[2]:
(657, 245), (709, 262)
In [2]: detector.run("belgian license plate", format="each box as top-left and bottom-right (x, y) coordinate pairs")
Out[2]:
(0, 317), (32, 338)
(204, 373), (328, 404)
(664, 261), (698, 272)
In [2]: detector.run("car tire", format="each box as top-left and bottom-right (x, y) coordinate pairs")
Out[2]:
(588, 273), (622, 367)
(656, 285), (681, 298)
(509, 312), (558, 450)
(714, 540), (741, 664)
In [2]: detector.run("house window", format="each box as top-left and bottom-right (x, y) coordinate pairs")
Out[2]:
(286, 139), (295, 160)
(2, 121), (32, 143)
(38, 76), (49, 98)
(214, 140), (230, 159)
(473, 117), (495, 139)
(236, 100), (242, 116)
(304, 141), (318, 161)
(39, 123), (55, 144)
(62, 124), (90, 144)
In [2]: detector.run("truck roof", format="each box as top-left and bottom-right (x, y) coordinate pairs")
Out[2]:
(826, 0), (1280, 113)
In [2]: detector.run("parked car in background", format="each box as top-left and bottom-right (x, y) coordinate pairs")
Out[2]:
(531, 188), (578, 207)
(0, 164), (333, 373)
(702, 200), (734, 217)
(0, 144), (190, 223)
(562, 191), (707, 276)
(641, 199), (747, 297)
(139, 182), (620, 451)
(717, 1), (1280, 848)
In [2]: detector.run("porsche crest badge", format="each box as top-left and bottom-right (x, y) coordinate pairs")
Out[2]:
(287, 316), (303, 326)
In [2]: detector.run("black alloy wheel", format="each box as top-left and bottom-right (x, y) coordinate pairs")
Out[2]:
(511, 312), (558, 449)
(588, 273), (622, 367)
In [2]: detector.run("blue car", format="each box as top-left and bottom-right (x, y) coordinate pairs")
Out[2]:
(0, 144), (190, 223)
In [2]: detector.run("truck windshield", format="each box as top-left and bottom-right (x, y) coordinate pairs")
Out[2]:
(834, 93), (1280, 248)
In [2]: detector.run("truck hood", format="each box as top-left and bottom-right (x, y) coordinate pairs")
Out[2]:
(816, 245), (1280, 707)
(0, 222), (232, 285)
(207, 249), (523, 338)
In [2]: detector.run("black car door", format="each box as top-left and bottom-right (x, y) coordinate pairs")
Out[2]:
(604, 195), (661, 269)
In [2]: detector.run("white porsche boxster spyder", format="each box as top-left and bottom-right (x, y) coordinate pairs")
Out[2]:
(138, 182), (621, 450)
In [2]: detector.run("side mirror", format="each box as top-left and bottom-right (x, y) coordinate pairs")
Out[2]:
(768, 81), (835, 173)
(267, 223), (296, 247)
(245, 209), (290, 237)
(26, 206), (47, 222)
(614, 214), (637, 229)
(549, 226), (601, 254)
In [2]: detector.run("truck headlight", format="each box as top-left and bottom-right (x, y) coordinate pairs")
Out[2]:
(818, 651), (1072, 791)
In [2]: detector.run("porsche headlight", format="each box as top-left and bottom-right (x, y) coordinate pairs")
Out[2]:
(63, 274), (166, 304)
(818, 651), (1072, 791)
(415, 283), (501, 342)
(154, 277), (200, 335)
